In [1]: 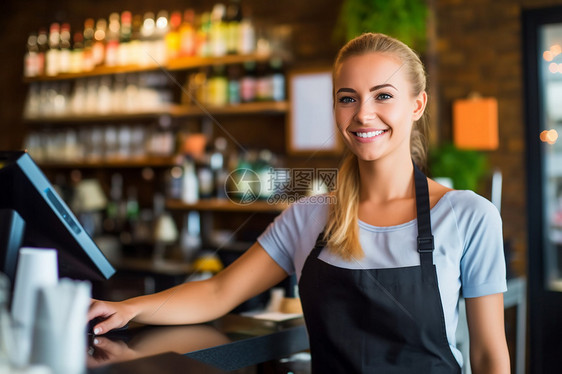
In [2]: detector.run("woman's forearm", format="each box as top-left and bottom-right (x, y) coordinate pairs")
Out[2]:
(124, 278), (230, 325)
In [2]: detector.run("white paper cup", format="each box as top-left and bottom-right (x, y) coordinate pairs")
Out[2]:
(30, 279), (91, 374)
(10, 248), (58, 367)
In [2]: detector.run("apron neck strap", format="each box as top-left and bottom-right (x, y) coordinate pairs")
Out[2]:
(413, 161), (434, 270)
(313, 161), (435, 269)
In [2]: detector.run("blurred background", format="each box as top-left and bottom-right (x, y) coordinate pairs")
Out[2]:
(1, 0), (562, 372)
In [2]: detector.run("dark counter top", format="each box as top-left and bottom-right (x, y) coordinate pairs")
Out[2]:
(87, 314), (309, 373)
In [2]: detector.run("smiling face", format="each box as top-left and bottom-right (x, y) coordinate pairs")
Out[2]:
(334, 52), (427, 163)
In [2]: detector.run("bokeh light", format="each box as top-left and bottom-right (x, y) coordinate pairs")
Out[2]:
(550, 63), (559, 73)
(544, 50), (554, 61)
(551, 44), (562, 56)
(540, 129), (559, 144)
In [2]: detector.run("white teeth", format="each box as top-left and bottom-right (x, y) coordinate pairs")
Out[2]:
(355, 130), (385, 138)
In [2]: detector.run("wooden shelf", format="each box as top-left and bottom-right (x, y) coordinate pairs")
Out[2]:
(24, 101), (288, 124)
(23, 107), (180, 123)
(166, 198), (288, 213)
(24, 53), (279, 82)
(38, 155), (181, 169)
(174, 101), (289, 116)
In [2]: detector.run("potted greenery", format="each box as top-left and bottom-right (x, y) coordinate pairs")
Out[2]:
(334, 0), (428, 52)
(428, 142), (488, 192)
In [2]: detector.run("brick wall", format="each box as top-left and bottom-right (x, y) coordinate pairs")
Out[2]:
(434, 0), (562, 276)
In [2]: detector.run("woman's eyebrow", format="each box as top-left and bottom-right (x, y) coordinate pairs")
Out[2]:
(370, 83), (396, 91)
(336, 88), (355, 94)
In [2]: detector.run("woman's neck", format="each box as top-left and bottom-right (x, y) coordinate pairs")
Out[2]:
(357, 154), (415, 204)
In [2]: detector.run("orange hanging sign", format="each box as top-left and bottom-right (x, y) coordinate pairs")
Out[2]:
(453, 97), (499, 150)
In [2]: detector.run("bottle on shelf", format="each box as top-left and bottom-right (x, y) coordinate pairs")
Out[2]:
(239, 60), (257, 103)
(130, 14), (143, 64)
(24, 32), (39, 78)
(36, 28), (48, 76)
(238, 12), (255, 55)
(270, 57), (285, 101)
(45, 22), (60, 76)
(82, 19), (95, 72)
(180, 211), (202, 262)
(153, 193), (178, 262)
(210, 3), (227, 57)
(225, 0), (242, 55)
(153, 10), (169, 65)
(210, 137), (229, 198)
(255, 61), (271, 101)
(105, 12), (120, 67)
(165, 11), (182, 60)
(104, 173), (125, 235)
(70, 32), (84, 74)
(179, 9), (196, 57)
(140, 12), (156, 66)
(227, 64), (242, 105)
(181, 156), (199, 204)
(92, 18), (107, 67)
(197, 158), (214, 199)
(120, 186), (140, 246)
(118, 11), (132, 66)
(58, 23), (72, 74)
(208, 65), (228, 107)
(195, 12), (211, 57)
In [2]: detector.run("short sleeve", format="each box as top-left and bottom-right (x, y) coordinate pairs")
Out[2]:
(257, 196), (328, 277)
(456, 192), (507, 298)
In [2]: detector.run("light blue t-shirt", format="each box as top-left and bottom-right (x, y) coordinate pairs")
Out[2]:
(257, 190), (507, 367)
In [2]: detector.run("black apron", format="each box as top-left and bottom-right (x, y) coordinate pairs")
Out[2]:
(298, 163), (461, 373)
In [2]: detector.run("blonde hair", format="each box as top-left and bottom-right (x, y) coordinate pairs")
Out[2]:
(325, 32), (430, 260)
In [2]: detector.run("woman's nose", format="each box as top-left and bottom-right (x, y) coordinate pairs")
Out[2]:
(354, 96), (377, 124)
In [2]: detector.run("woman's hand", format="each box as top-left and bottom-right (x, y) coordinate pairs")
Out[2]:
(88, 299), (136, 335)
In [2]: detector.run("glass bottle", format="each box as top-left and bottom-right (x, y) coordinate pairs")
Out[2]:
(45, 22), (60, 76)
(165, 11), (182, 60)
(105, 12), (120, 66)
(118, 11), (132, 66)
(240, 60), (257, 102)
(210, 3), (227, 57)
(225, 0), (242, 55)
(179, 9), (196, 57)
(92, 18), (107, 66)
(70, 32), (84, 74)
(58, 23), (71, 74)
(82, 19), (95, 71)
(154, 10), (169, 65)
(36, 28), (48, 76)
(24, 32), (39, 78)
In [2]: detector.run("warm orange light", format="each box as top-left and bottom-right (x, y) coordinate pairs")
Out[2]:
(544, 50), (554, 61)
(550, 63), (559, 73)
(547, 129), (559, 144)
(540, 129), (559, 144)
(453, 97), (499, 150)
(551, 44), (561, 56)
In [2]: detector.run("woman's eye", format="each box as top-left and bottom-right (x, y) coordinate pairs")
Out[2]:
(338, 96), (355, 104)
(376, 93), (392, 100)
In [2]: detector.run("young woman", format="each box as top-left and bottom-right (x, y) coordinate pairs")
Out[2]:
(88, 33), (510, 373)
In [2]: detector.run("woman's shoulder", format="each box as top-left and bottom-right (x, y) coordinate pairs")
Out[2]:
(440, 189), (501, 222)
(275, 194), (332, 226)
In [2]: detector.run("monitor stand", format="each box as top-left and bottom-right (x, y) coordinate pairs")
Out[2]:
(0, 209), (25, 286)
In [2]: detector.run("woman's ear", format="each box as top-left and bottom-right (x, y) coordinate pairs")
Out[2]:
(412, 91), (427, 121)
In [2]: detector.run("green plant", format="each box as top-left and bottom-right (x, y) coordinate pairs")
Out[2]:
(429, 142), (488, 191)
(334, 0), (428, 52)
